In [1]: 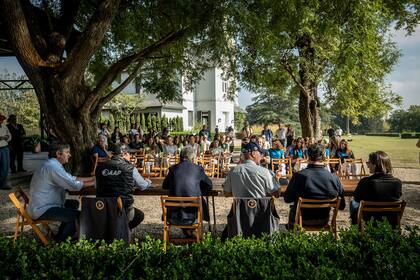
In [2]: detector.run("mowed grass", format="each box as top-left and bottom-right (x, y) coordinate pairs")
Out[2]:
(342, 135), (419, 168)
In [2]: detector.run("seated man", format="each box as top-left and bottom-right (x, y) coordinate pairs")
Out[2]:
(162, 147), (212, 230)
(28, 143), (95, 242)
(91, 135), (111, 159)
(223, 142), (279, 198)
(284, 143), (346, 228)
(95, 144), (152, 230)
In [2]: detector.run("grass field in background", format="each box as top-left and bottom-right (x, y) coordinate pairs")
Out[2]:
(342, 135), (419, 168)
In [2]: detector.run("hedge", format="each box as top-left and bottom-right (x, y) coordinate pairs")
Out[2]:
(1, 223), (419, 279)
(365, 133), (400, 137)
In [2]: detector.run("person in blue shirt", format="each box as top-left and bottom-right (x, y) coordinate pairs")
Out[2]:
(261, 124), (273, 146)
(269, 139), (285, 171)
(335, 139), (354, 162)
(91, 136), (111, 159)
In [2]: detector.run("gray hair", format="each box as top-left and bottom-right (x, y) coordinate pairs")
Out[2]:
(48, 143), (70, 158)
(181, 147), (195, 161)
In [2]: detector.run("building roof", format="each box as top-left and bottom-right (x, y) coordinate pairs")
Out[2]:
(141, 99), (186, 110)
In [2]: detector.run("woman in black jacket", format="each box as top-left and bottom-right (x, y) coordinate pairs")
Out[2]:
(350, 151), (402, 224)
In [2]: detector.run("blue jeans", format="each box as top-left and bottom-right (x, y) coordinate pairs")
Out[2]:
(0, 146), (10, 188)
(350, 200), (360, 225)
(38, 200), (80, 242)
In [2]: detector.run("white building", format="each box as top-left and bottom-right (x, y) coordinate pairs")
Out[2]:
(121, 67), (237, 131)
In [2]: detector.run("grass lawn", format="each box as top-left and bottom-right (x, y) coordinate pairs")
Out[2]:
(341, 135), (419, 168)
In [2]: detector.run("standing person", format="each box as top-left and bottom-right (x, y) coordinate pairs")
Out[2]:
(284, 143), (346, 228)
(349, 151), (402, 225)
(275, 123), (287, 148)
(96, 144), (152, 230)
(0, 114), (12, 190)
(199, 124), (211, 141)
(241, 121), (253, 139)
(286, 124), (295, 147)
(336, 127), (343, 137)
(215, 125), (219, 135)
(327, 126), (335, 139)
(227, 126), (235, 153)
(7, 114), (26, 173)
(261, 124), (273, 146)
(128, 124), (139, 141)
(27, 143), (95, 241)
(417, 138), (420, 165)
(163, 147), (212, 235)
(98, 123), (110, 145)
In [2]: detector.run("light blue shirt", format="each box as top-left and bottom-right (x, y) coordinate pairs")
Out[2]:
(133, 168), (151, 190)
(28, 158), (84, 219)
(223, 160), (279, 198)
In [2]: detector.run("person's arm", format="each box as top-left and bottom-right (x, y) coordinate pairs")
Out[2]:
(200, 167), (213, 192)
(1, 126), (12, 141)
(52, 166), (84, 191)
(76, 176), (96, 187)
(133, 168), (152, 190)
(162, 168), (173, 190)
(222, 170), (233, 197)
(283, 173), (300, 203)
(266, 170), (280, 197)
(20, 124), (26, 137)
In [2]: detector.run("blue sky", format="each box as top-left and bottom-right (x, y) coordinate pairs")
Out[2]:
(1, 26), (419, 109)
(238, 26), (420, 109)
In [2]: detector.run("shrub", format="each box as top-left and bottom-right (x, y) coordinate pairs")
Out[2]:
(0, 223), (419, 279)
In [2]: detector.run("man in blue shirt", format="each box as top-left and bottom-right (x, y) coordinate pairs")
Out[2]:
(28, 143), (95, 241)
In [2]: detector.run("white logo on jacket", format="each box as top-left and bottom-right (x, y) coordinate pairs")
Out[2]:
(101, 169), (121, 176)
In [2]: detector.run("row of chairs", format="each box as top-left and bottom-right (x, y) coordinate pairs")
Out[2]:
(271, 157), (368, 179)
(8, 187), (406, 246)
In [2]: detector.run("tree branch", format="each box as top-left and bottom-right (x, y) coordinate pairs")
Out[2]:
(61, 0), (121, 78)
(0, 0), (50, 67)
(280, 57), (309, 97)
(90, 28), (188, 98)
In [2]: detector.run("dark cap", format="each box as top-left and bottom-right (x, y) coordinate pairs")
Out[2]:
(242, 142), (263, 153)
(109, 143), (128, 155)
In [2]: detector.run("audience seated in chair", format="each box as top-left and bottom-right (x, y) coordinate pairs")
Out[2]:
(96, 144), (152, 230)
(91, 135), (111, 159)
(284, 143), (346, 229)
(27, 143), (95, 242)
(162, 147), (212, 237)
(350, 151), (402, 225)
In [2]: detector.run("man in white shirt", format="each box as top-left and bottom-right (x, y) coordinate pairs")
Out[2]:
(275, 123), (286, 148)
(0, 114), (12, 190)
(28, 143), (95, 241)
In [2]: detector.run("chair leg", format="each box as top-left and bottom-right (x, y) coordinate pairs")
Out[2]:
(163, 226), (168, 251)
(13, 213), (21, 241)
(31, 224), (49, 245)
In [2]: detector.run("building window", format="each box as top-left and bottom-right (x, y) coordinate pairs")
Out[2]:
(188, 111), (193, 127)
(222, 81), (228, 93)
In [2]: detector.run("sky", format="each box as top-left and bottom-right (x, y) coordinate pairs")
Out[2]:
(238, 26), (420, 110)
(1, 26), (419, 110)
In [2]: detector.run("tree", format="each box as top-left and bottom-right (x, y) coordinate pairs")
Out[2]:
(388, 106), (420, 132)
(141, 113), (146, 132)
(0, 0), (233, 173)
(229, 0), (418, 139)
(234, 111), (246, 131)
(105, 93), (143, 132)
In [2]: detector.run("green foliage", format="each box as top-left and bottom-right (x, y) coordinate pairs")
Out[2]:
(0, 223), (419, 279)
(104, 93), (144, 132)
(388, 105), (420, 133)
(141, 114), (146, 131)
(234, 111), (246, 130)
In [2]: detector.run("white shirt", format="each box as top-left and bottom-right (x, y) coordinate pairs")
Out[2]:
(0, 124), (11, 148)
(276, 128), (286, 140)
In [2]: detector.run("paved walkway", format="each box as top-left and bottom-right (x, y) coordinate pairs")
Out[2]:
(7, 152), (48, 186)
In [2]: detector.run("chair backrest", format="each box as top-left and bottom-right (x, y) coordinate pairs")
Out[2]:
(343, 158), (368, 178)
(8, 187), (31, 220)
(79, 197), (130, 243)
(160, 196), (203, 225)
(295, 197), (341, 238)
(357, 200), (406, 232)
(227, 197), (280, 238)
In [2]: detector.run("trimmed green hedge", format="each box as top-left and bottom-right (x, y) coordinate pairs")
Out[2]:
(1, 223), (419, 279)
(365, 133), (400, 137)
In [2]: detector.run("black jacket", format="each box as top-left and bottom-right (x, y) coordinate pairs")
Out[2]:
(353, 173), (402, 202)
(284, 164), (346, 224)
(163, 160), (212, 222)
(96, 156), (135, 211)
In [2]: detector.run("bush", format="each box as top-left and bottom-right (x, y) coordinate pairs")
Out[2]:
(1, 223), (419, 279)
(365, 133), (400, 137)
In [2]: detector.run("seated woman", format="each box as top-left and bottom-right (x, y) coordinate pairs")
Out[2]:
(173, 136), (183, 153)
(209, 139), (225, 156)
(120, 135), (130, 150)
(290, 137), (307, 171)
(163, 136), (178, 156)
(91, 136), (111, 159)
(350, 151), (402, 225)
(335, 139), (354, 162)
(269, 139), (285, 175)
(110, 127), (123, 144)
(129, 134), (144, 150)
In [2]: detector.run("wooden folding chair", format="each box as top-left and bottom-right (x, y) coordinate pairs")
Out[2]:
(357, 200), (406, 234)
(271, 158), (292, 178)
(160, 196), (203, 250)
(201, 155), (217, 178)
(295, 197), (341, 239)
(325, 158), (342, 177)
(8, 187), (51, 245)
(90, 155), (108, 176)
(343, 158), (368, 179)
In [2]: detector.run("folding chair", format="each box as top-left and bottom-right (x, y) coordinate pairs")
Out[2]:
(357, 200), (406, 234)
(271, 158), (292, 178)
(201, 155), (217, 178)
(8, 187), (51, 245)
(90, 155), (108, 176)
(343, 158), (368, 179)
(295, 197), (341, 239)
(325, 158), (342, 177)
(161, 196), (203, 250)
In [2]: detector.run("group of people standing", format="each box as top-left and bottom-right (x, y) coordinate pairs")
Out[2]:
(0, 113), (26, 190)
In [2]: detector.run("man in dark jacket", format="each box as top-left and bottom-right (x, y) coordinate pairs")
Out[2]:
(7, 114), (26, 173)
(96, 144), (152, 229)
(162, 146), (213, 228)
(284, 143), (346, 227)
